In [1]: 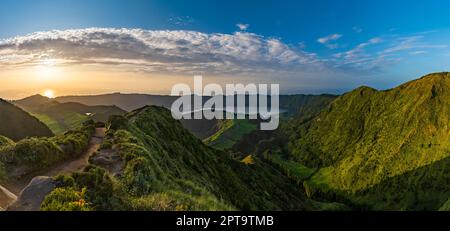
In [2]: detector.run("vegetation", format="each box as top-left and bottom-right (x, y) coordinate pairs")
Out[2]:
(280, 72), (450, 210)
(41, 187), (91, 211)
(204, 119), (257, 150)
(0, 120), (94, 179)
(44, 106), (309, 211)
(0, 99), (53, 141)
(32, 112), (88, 135)
(14, 94), (125, 134)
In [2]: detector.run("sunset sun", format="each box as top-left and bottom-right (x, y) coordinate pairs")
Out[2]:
(0, 0), (449, 217)
(43, 89), (55, 98)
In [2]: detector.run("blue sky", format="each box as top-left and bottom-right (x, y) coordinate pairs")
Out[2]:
(1, 0), (450, 95)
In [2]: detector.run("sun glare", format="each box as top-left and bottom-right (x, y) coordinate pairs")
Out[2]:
(36, 65), (57, 80)
(35, 58), (61, 81)
(43, 89), (55, 98)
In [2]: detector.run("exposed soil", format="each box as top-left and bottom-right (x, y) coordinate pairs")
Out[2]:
(0, 127), (105, 209)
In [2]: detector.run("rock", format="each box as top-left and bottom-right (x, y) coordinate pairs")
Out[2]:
(90, 149), (124, 175)
(91, 156), (113, 166)
(7, 176), (56, 211)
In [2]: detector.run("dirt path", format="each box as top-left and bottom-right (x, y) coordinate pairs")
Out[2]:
(0, 127), (105, 207)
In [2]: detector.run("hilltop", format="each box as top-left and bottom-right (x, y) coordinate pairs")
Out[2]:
(0, 99), (53, 141)
(14, 95), (126, 134)
(285, 72), (450, 210)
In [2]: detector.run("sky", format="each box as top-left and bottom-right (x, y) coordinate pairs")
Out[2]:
(1, 0), (450, 99)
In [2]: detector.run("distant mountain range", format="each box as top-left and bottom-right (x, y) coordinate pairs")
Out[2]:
(56, 93), (177, 112)
(13, 94), (126, 134)
(55, 93), (337, 139)
(1, 72), (448, 211)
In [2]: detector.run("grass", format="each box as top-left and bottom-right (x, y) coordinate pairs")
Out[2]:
(0, 120), (95, 179)
(264, 152), (316, 182)
(283, 72), (450, 210)
(32, 112), (89, 135)
(204, 119), (257, 150)
(43, 106), (308, 211)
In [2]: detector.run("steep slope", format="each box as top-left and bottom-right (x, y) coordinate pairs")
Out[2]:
(14, 95), (126, 134)
(0, 99), (53, 141)
(286, 72), (450, 210)
(42, 106), (309, 211)
(279, 94), (337, 117)
(0, 120), (94, 183)
(203, 94), (337, 153)
(204, 119), (258, 150)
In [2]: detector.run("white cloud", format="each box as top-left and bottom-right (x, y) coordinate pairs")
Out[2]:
(317, 34), (342, 49)
(1, 27), (446, 85)
(0, 28), (320, 75)
(236, 23), (250, 31)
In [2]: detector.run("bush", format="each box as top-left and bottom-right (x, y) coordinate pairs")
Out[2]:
(54, 175), (75, 188)
(0, 122), (94, 178)
(108, 115), (128, 130)
(123, 157), (155, 196)
(13, 138), (63, 168)
(71, 166), (117, 210)
(41, 187), (91, 211)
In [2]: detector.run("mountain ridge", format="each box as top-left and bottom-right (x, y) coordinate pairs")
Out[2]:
(282, 72), (449, 210)
(0, 99), (53, 141)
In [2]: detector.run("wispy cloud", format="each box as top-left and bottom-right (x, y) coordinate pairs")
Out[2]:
(332, 32), (448, 71)
(332, 37), (387, 70)
(168, 16), (195, 26)
(352, 26), (363, 33)
(409, 50), (428, 55)
(379, 35), (447, 55)
(0, 28), (321, 75)
(236, 23), (250, 31)
(317, 33), (342, 49)
(0, 28), (448, 84)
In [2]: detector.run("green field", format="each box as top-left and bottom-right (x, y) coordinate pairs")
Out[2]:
(32, 112), (89, 135)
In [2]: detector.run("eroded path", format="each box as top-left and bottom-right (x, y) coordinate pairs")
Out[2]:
(0, 127), (105, 209)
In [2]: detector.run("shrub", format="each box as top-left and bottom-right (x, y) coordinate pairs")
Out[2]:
(54, 175), (75, 188)
(123, 157), (154, 196)
(41, 187), (91, 211)
(108, 115), (128, 130)
(71, 166), (116, 210)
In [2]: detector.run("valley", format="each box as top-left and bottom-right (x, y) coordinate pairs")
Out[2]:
(0, 72), (448, 211)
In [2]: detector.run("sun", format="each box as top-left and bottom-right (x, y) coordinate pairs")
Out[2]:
(43, 89), (55, 98)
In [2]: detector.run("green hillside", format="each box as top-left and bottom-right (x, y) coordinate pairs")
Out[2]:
(0, 120), (94, 181)
(202, 95), (337, 152)
(204, 119), (258, 150)
(14, 95), (126, 134)
(42, 106), (309, 211)
(0, 99), (53, 141)
(284, 72), (450, 210)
